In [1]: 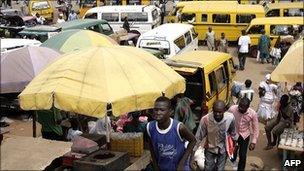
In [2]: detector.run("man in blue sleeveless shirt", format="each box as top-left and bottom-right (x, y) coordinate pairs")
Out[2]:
(146, 96), (196, 171)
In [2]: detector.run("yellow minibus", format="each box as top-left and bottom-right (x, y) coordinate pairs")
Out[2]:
(164, 51), (236, 115)
(166, 1), (203, 23)
(180, 1), (265, 41)
(245, 17), (303, 57)
(265, 2), (303, 17)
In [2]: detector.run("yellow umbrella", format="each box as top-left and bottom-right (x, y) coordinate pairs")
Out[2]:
(18, 46), (185, 118)
(271, 39), (303, 82)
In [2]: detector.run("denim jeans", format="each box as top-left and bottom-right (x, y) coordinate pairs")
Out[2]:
(204, 150), (227, 171)
(238, 53), (247, 69)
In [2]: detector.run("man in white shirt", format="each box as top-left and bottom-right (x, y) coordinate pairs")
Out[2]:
(239, 79), (254, 102)
(238, 30), (251, 70)
(68, 10), (78, 21)
(35, 13), (45, 25)
(57, 13), (65, 24)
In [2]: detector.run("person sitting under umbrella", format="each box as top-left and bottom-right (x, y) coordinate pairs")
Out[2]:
(123, 111), (146, 133)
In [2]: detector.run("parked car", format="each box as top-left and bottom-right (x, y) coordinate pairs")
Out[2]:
(0, 9), (37, 38)
(19, 19), (114, 42)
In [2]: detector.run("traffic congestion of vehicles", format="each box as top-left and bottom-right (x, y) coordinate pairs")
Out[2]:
(1, 0), (303, 170)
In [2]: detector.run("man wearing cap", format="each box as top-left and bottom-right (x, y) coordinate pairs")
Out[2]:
(257, 74), (278, 122)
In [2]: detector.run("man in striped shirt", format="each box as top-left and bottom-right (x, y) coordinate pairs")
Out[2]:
(228, 97), (259, 171)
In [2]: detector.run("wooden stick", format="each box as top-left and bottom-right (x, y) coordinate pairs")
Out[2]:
(33, 111), (37, 138)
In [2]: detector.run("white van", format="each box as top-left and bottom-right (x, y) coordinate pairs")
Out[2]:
(136, 23), (198, 59)
(1, 38), (41, 53)
(83, 5), (161, 34)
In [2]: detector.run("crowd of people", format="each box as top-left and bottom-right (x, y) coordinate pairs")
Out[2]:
(204, 25), (302, 72)
(35, 75), (302, 170)
(1, 1), (303, 170)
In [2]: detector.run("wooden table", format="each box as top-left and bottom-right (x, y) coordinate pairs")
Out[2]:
(125, 150), (151, 171)
(1, 135), (72, 170)
(278, 142), (304, 171)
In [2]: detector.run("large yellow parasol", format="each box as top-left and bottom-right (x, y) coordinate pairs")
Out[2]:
(18, 46), (185, 118)
(271, 39), (303, 82)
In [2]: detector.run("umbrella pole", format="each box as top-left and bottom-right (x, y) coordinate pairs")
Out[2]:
(106, 104), (112, 149)
(32, 111), (37, 138)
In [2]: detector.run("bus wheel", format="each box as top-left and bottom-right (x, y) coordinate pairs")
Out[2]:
(249, 46), (258, 58)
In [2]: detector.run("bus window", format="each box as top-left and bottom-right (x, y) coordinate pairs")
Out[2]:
(128, 0), (141, 5)
(283, 8), (304, 17)
(181, 13), (196, 23)
(121, 12), (148, 22)
(215, 66), (227, 90)
(208, 72), (217, 96)
(212, 14), (230, 23)
(84, 12), (97, 19)
(266, 9), (280, 17)
(174, 35), (186, 50)
(236, 14), (256, 23)
(201, 14), (207, 22)
(270, 25), (294, 36)
(184, 31), (192, 45)
(247, 25), (264, 34)
(102, 13), (119, 22)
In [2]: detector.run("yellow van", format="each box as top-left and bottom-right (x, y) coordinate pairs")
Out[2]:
(177, 0), (259, 5)
(164, 51), (236, 115)
(246, 17), (303, 57)
(180, 1), (265, 42)
(265, 2), (303, 17)
(28, 0), (54, 21)
(166, 1), (203, 23)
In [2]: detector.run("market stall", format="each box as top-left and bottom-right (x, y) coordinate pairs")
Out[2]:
(271, 37), (304, 171)
(17, 46), (185, 170)
(1, 134), (72, 170)
(278, 128), (304, 171)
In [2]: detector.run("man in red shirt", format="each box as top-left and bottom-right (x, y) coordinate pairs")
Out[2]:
(228, 97), (259, 171)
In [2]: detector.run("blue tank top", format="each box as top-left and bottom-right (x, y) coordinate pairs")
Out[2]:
(147, 118), (186, 171)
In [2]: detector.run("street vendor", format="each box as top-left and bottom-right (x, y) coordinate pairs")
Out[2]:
(123, 111), (146, 133)
(37, 108), (63, 141)
(146, 96), (196, 170)
(264, 94), (293, 150)
(122, 16), (130, 32)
